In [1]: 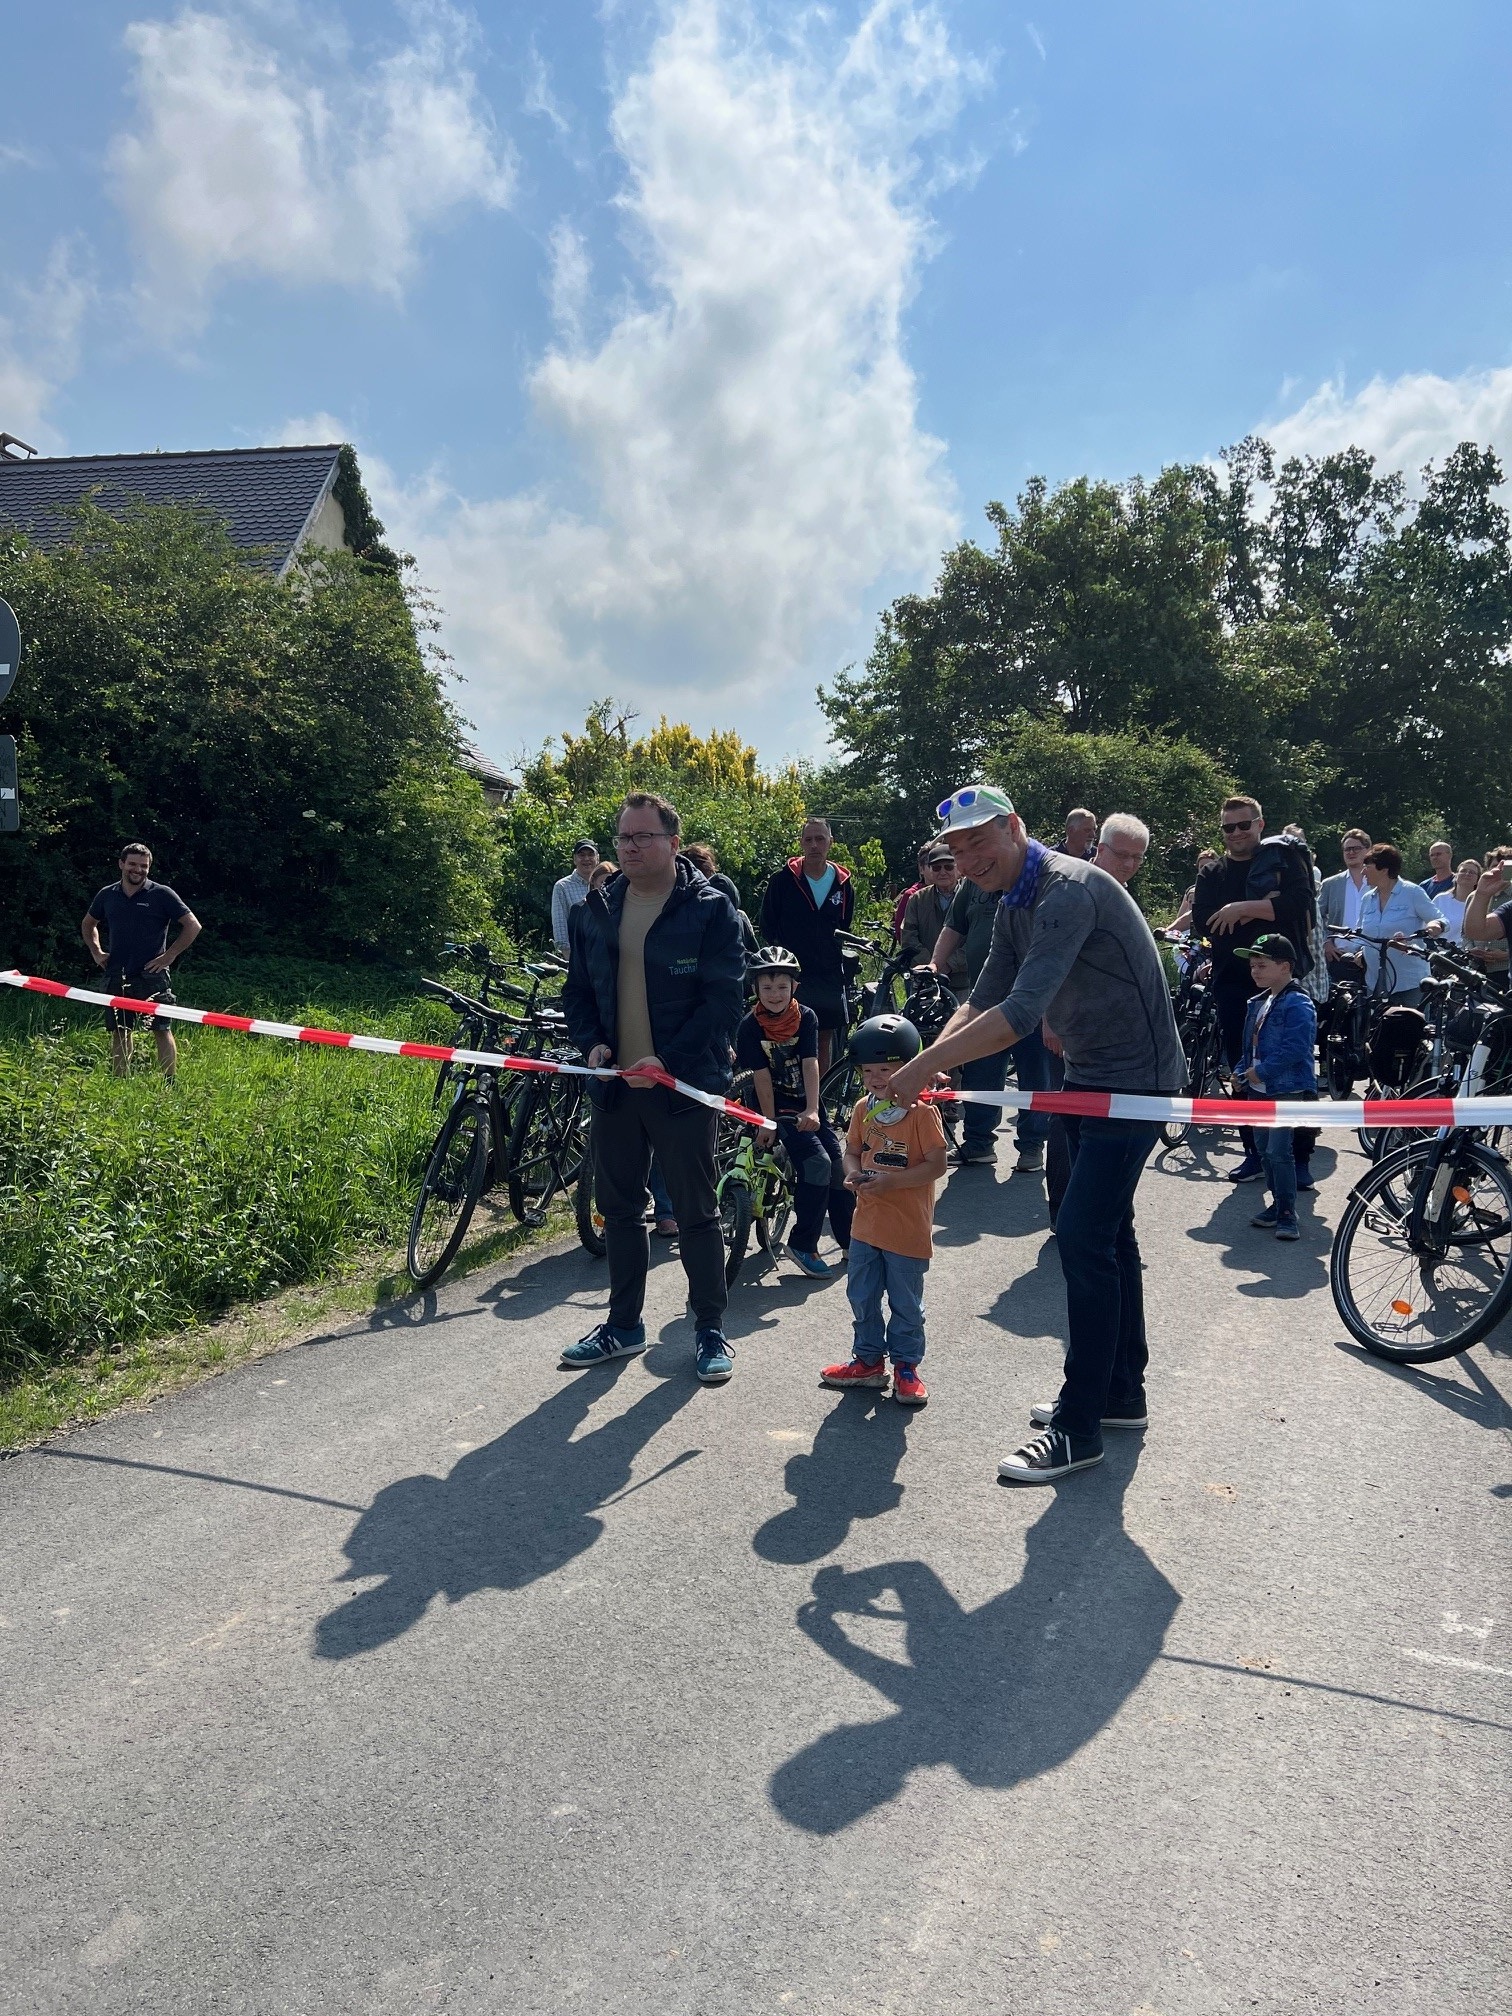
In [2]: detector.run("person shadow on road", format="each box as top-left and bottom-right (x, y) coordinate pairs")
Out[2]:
(752, 1391), (911, 1566)
(770, 1449), (1178, 1833)
(313, 1362), (697, 1661)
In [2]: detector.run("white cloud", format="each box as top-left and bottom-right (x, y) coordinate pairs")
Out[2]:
(1263, 366), (1512, 486)
(0, 241), (93, 446)
(110, 3), (514, 332)
(374, 0), (972, 762)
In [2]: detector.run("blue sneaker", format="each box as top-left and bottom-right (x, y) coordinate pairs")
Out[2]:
(1274, 1213), (1300, 1241)
(789, 1249), (834, 1280)
(1228, 1154), (1265, 1184)
(559, 1322), (646, 1370)
(695, 1330), (734, 1384)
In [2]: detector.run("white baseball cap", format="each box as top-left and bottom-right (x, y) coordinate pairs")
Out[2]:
(934, 783), (1016, 837)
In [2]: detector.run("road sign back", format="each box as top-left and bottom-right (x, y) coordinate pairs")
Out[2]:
(0, 598), (19, 706)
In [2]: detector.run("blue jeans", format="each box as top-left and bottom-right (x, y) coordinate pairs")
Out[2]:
(648, 1157), (674, 1221)
(960, 1046), (1009, 1152)
(846, 1239), (928, 1366)
(1051, 1115), (1159, 1442)
(776, 1117), (855, 1253)
(1263, 1126), (1296, 1217)
(1009, 1025), (1052, 1150)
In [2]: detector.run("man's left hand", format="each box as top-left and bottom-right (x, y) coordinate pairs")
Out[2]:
(623, 1054), (666, 1089)
(1208, 903), (1248, 934)
(143, 953), (171, 975)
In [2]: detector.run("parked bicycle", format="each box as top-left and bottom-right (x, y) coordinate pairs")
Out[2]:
(406, 978), (521, 1287)
(1159, 934), (1224, 1148)
(1330, 954), (1512, 1361)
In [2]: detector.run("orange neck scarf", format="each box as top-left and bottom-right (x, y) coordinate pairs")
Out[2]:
(754, 999), (803, 1044)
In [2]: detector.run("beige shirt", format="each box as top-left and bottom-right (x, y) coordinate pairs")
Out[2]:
(616, 883), (671, 1065)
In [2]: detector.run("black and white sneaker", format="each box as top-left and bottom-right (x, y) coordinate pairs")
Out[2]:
(1029, 1400), (1146, 1430)
(998, 1428), (1104, 1483)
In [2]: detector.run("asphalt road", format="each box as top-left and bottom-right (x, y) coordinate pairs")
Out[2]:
(4, 1125), (1510, 2015)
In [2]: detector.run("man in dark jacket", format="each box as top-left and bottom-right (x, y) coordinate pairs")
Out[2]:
(1191, 793), (1317, 1187)
(760, 817), (854, 1072)
(561, 792), (746, 1384)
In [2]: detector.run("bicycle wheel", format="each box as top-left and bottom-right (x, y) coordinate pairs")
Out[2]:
(575, 1156), (606, 1259)
(721, 1178), (754, 1286)
(1370, 1076), (1456, 1202)
(820, 1053), (864, 1123)
(506, 1075), (573, 1225)
(755, 1162), (795, 1254)
(1162, 1026), (1221, 1149)
(1330, 1139), (1512, 1362)
(407, 1096), (490, 1287)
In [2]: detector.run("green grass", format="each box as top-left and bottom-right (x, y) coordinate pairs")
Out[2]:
(0, 953), (557, 1438)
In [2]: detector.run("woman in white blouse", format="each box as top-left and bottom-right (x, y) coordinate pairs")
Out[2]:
(1357, 844), (1446, 1005)
(1433, 858), (1482, 944)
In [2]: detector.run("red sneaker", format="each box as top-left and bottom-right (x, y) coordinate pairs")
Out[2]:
(892, 1365), (928, 1408)
(820, 1357), (889, 1390)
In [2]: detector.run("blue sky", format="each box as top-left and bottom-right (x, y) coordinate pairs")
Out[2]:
(4, 1), (1509, 769)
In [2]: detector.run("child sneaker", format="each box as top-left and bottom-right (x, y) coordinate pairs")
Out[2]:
(892, 1365), (928, 1407)
(1250, 1204), (1279, 1228)
(1228, 1154), (1265, 1184)
(820, 1357), (889, 1390)
(1274, 1213), (1300, 1241)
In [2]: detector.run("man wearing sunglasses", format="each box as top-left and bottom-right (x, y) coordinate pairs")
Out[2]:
(1192, 795), (1317, 1186)
(886, 783), (1184, 1484)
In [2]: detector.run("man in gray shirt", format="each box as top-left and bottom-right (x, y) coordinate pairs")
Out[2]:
(888, 784), (1182, 1485)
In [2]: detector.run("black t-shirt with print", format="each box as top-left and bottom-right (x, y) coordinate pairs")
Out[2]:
(735, 1004), (820, 1114)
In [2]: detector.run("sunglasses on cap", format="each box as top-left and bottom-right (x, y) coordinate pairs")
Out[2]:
(935, 783), (1015, 826)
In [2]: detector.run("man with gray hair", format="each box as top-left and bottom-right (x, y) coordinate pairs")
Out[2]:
(1094, 814), (1150, 883)
(888, 783), (1183, 1484)
(1062, 807), (1098, 861)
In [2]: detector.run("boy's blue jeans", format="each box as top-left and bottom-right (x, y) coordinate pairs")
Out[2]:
(775, 1116), (854, 1253)
(846, 1238), (928, 1366)
(1263, 1126), (1297, 1217)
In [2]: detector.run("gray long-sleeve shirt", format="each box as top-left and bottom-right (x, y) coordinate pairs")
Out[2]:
(969, 852), (1184, 1092)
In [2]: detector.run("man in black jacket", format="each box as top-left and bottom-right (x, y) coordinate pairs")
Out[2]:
(760, 817), (855, 1072)
(562, 792), (746, 1384)
(1192, 793), (1317, 1186)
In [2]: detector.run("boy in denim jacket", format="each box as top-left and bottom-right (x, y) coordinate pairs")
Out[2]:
(1237, 933), (1317, 1241)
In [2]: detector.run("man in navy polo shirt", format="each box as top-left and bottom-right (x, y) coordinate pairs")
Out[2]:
(81, 843), (202, 1078)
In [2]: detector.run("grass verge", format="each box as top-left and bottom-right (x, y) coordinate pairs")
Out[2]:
(0, 1195), (576, 1452)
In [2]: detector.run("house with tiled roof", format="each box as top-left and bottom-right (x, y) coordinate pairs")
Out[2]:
(0, 438), (364, 578)
(0, 432), (512, 805)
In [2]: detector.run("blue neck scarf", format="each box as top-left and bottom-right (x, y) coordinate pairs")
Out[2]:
(999, 837), (1050, 912)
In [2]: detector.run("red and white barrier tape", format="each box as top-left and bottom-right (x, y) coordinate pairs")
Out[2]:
(0, 971), (768, 1127)
(920, 1086), (1512, 1130)
(8, 969), (1512, 1132)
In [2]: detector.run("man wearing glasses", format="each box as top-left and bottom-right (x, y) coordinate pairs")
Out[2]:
(1319, 829), (1372, 976)
(561, 792), (746, 1384)
(887, 783), (1184, 1483)
(1192, 795), (1316, 1186)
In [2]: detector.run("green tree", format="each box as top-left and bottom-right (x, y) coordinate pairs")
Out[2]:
(498, 702), (808, 943)
(0, 500), (500, 970)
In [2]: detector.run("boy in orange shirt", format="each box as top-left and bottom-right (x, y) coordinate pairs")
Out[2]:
(820, 1015), (948, 1407)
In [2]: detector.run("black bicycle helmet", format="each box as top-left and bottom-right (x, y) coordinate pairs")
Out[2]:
(848, 1014), (922, 1064)
(750, 944), (802, 977)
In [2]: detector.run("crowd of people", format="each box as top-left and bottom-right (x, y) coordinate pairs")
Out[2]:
(75, 792), (1512, 1487)
(543, 784), (1512, 1486)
